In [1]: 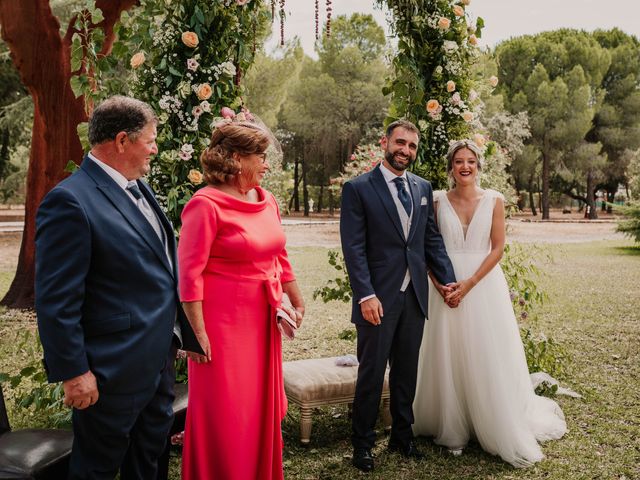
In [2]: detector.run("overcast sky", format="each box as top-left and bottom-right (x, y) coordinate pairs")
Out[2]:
(265, 0), (640, 57)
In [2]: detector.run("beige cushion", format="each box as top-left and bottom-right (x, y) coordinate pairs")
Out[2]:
(283, 357), (389, 403)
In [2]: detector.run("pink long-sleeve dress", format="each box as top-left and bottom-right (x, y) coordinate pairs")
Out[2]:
(178, 186), (294, 480)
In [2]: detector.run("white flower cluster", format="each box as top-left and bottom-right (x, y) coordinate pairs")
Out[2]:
(152, 22), (177, 50)
(158, 94), (182, 113)
(213, 61), (236, 78)
(430, 123), (449, 152)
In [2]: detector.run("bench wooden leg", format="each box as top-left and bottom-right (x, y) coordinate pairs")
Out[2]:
(299, 406), (313, 444)
(382, 397), (391, 431)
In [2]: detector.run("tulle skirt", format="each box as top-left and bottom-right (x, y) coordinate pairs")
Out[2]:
(413, 252), (566, 467)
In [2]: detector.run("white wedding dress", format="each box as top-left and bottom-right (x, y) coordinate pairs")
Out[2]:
(412, 189), (566, 467)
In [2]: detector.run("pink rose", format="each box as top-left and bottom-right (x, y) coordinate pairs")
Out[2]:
(196, 83), (212, 100)
(220, 107), (235, 119)
(426, 99), (441, 113)
(437, 17), (451, 30)
(130, 52), (145, 69)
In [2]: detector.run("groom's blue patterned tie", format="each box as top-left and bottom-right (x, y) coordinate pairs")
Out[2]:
(392, 177), (412, 217)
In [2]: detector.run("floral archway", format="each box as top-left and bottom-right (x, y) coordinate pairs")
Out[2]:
(126, 0), (486, 225)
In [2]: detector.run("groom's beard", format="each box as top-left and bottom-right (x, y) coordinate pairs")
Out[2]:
(385, 149), (415, 171)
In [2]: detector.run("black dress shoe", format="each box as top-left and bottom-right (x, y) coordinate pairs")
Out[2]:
(352, 448), (374, 472)
(387, 440), (426, 460)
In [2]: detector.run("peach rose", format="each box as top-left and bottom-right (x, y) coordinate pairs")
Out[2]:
(196, 83), (212, 100)
(461, 0), (471, 5)
(188, 169), (204, 185)
(453, 5), (464, 16)
(426, 99), (441, 113)
(489, 75), (499, 87)
(462, 111), (474, 122)
(181, 31), (199, 48)
(468, 34), (478, 46)
(473, 133), (486, 148)
(437, 17), (451, 30)
(130, 52), (145, 69)
(447, 80), (456, 93)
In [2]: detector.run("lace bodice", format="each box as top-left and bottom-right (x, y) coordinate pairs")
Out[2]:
(433, 189), (504, 254)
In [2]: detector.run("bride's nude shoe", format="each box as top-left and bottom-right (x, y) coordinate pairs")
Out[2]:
(448, 447), (464, 456)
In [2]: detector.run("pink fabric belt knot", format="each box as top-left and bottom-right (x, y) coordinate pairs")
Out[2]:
(264, 272), (283, 308)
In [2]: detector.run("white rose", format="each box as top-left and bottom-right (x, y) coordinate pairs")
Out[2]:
(443, 40), (459, 53)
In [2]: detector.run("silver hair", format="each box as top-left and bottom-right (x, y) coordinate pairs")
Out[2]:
(445, 139), (484, 188)
(88, 95), (157, 146)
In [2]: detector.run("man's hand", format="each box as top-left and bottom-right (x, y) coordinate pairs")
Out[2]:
(360, 297), (383, 325)
(63, 371), (99, 410)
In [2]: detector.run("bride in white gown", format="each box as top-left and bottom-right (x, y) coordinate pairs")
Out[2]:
(412, 140), (566, 467)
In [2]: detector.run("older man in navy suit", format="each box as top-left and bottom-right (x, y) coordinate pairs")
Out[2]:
(340, 120), (457, 472)
(35, 96), (196, 479)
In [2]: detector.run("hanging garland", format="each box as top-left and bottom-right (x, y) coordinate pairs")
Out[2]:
(315, 0), (319, 40)
(376, 0), (485, 188)
(124, 0), (270, 225)
(279, 0), (286, 46)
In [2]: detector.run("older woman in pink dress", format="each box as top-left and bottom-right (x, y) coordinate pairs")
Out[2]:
(178, 121), (304, 480)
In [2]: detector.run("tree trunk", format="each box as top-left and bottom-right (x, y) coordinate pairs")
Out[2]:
(0, 0), (138, 309)
(527, 173), (537, 216)
(586, 171), (598, 220)
(317, 183), (324, 213)
(541, 150), (550, 219)
(302, 151), (309, 217)
(293, 148), (300, 211)
(606, 189), (615, 214)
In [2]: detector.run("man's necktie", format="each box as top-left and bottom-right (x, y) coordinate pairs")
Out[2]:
(126, 182), (143, 200)
(392, 177), (412, 217)
(126, 181), (166, 248)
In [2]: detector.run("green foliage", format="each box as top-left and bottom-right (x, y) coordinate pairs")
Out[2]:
(312, 250), (352, 304)
(175, 352), (188, 384)
(521, 328), (568, 390)
(337, 329), (356, 342)
(502, 243), (567, 382)
(501, 242), (549, 317)
(615, 201), (640, 243)
(0, 331), (70, 428)
(376, 0), (485, 189)
(243, 45), (304, 130)
(279, 13), (389, 195)
(124, 0), (271, 225)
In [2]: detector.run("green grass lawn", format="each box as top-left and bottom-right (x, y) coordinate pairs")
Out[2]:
(1, 240), (639, 479)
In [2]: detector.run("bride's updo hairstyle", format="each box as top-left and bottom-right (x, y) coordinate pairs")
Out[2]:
(200, 121), (270, 185)
(445, 139), (484, 187)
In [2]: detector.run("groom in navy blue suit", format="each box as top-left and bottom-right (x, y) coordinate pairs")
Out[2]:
(35, 96), (196, 479)
(340, 120), (456, 472)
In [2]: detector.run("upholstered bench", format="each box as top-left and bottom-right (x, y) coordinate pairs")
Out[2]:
(283, 357), (391, 444)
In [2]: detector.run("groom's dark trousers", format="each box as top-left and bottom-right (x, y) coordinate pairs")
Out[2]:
(340, 165), (455, 450)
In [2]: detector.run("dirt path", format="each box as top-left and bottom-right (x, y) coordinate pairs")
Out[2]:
(282, 219), (625, 247)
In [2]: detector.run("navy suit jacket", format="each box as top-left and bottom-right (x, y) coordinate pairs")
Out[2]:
(340, 165), (456, 325)
(35, 157), (196, 395)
